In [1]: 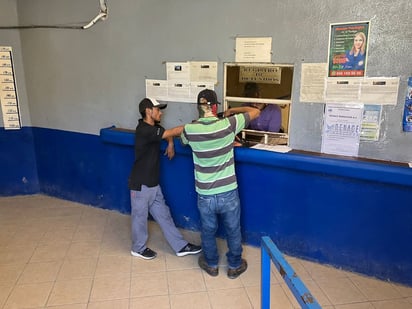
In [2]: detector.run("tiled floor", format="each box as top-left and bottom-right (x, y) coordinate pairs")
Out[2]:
(0, 195), (411, 309)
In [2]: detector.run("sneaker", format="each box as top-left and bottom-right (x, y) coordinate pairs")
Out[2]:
(131, 247), (157, 260)
(176, 243), (202, 257)
(227, 259), (248, 279)
(198, 255), (218, 277)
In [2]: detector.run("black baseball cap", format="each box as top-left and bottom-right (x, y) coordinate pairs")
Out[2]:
(139, 98), (167, 113)
(197, 89), (220, 105)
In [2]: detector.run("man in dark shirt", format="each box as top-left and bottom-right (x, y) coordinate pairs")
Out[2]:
(128, 98), (201, 260)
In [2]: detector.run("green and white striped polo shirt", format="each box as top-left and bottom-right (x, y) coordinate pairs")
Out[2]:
(181, 114), (249, 195)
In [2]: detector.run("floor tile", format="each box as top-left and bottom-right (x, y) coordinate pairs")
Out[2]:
(371, 299), (412, 308)
(208, 287), (253, 309)
(3, 282), (53, 309)
(167, 269), (206, 294)
(57, 257), (98, 280)
(18, 260), (62, 284)
(94, 255), (132, 277)
(87, 298), (129, 309)
(1, 195), (412, 309)
(47, 278), (93, 306)
(248, 283), (298, 309)
(130, 295), (170, 309)
(170, 291), (211, 309)
(317, 277), (368, 305)
(131, 272), (168, 298)
(90, 275), (130, 301)
(350, 274), (403, 301)
(0, 264), (25, 285)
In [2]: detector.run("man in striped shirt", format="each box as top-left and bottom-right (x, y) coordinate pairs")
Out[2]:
(181, 89), (260, 279)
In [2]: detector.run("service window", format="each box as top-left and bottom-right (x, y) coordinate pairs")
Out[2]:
(223, 62), (293, 146)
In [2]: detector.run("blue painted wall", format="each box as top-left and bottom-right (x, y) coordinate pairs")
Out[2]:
(0, 127), (39, 195)
(31, 127), (132, 213)
(1, 126), (411, 286)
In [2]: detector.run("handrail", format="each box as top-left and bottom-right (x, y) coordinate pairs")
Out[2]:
(261, 236), (321, 309)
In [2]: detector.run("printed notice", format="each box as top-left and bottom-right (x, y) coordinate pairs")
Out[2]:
(359, 77), (400, 105)
(235, 37), (272, 63)
(166, 62), (190, 82)
(145, 79), (168, 101)
(321, 104), (363, 156)
(0, 46), (21, 129)
(189, 61), (218, 83)
(324, 77), (362, 103)
(167, 81), (191, 102)
(189, 82), (215, 103)
(300, 63), (328, 103)
(360, 105), (382, 141)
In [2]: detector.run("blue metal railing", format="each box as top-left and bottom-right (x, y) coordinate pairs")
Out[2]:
(261, 236), (322, 309)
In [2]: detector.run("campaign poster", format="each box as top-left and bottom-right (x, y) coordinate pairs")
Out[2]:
(328, 21), (370, 78)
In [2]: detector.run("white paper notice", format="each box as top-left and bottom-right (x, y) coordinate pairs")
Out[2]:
(324, 77), (362, 104)
(189, 61), (218, 83)
(189, 82), (215, 103)
(145, 79), (168, 101)
(359, 77), (400, 105)
(168, 81), (191, 102)
(166, 62), (190, 82)
(235, 37), (272, 63)
(300, 63), (328, 103)
(321, 104), (363, 157)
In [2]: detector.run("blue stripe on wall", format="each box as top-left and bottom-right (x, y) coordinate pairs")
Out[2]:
(32, 127), (133, 213)
(0, 126), (39, 195)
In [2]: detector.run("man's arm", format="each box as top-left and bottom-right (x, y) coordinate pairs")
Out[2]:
(162, 125), (184, 160)
(162, 125), (184, 139)
(224, 106), (261, 121)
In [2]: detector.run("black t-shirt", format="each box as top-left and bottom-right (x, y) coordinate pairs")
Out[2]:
(128, 119), (165, 191)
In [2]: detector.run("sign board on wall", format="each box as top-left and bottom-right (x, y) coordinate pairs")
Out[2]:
(0, 46), (21, 130)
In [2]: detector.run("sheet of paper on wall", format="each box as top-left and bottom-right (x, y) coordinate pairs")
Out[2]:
(300, 63), (328, 103)
(359, 77), (400, 105)
(167, 81), (191, 102)
(321, 104), (363, 157)
(235, 37), (272, 63)
(166, 62), (190, 82)
(145, 79), (168, 101)
(189, 61), (218, 83)
(360, 105), (382, 141)
(190, 82), (215, 103)
(324, 77), (362, 104)
(0, 46), (21, 130)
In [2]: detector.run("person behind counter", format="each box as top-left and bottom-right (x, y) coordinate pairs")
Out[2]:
(243, 82), (282, 133)
(128, 97), (202, 260)
(181, 89), (260, 279)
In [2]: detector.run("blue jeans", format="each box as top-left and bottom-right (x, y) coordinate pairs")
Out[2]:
(197, 188), (243, 269)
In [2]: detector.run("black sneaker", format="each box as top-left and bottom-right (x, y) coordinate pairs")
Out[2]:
(198, 255), (218, 277)
(131, 247), (157, 260)
(227, 259), (248, 279)
(176, 243), (202, 257)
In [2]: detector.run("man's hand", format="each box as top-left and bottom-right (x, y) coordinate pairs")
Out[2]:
(164, 142), (175, 160)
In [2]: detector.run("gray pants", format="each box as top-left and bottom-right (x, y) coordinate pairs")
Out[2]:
(130, 185), (187, 253)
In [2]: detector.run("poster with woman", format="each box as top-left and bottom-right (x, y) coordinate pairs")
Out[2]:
(328, 21), (370, 77)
